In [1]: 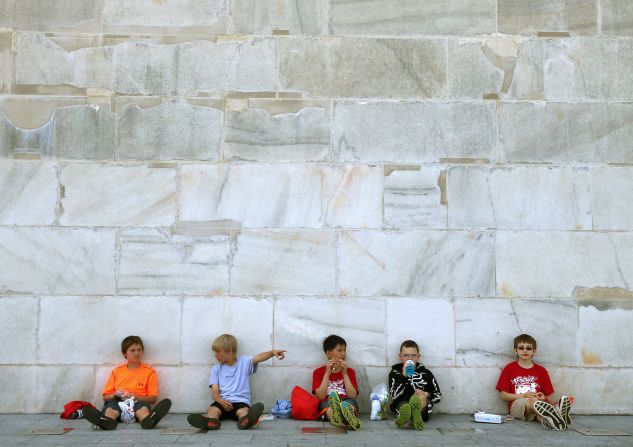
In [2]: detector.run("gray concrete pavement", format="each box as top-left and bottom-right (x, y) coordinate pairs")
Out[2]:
(0, 413), (631, 447)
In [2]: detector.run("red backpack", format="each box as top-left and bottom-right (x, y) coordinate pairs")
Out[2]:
(290, 386), (321, 420)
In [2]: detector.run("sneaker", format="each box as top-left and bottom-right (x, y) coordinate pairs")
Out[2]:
(328, 392), (343, 426)
(409, 395), (425, 430)
(237, 402), (264, 430)
(395, 403), (411, 428)
(187, 414), (221, 430)
(534, 401), (566, 431)
(84, 406), (117, 430)
(340, 401), (362, 431)
(141, 398), (172, 429)
(558, 395), (572, 427)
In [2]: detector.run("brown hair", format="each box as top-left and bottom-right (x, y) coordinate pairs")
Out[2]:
(121, 335), (144, 355)
(212, 334), (238, 353)
(513, 334), (537, 350)
(400, 340), (420, 352)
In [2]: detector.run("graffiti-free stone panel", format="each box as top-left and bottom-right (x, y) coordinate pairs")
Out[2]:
(496, 231), (633, 297)
(179, 164), (382, 228)
(279, 37), (446, 98)
(338, 230), (495, 297)
(0, 227), (116, 295)
(224, 107), (330, 162)
(103, 0), (227, 29)
(329, 0), (495, 36)
(59, 163), (177, 226)
(0, 161), (58, 225)
(118, 102), (223, 161)
(230, 0), (323, 34)
(578, 301), (633, 367)
(0, 367), (38, 412)
(435, 367), (506, 414)
(274, 296), (386, 366)
(0, 297), (38, 364)
(231, 230), (336, 295)
(118, 228), (232, 295)
(448, 39), (506, 98)
(448, 166), (592, 230)
(499, 102), (633, 163)
(0, 0), (99, 31)
(592, 167), (633, 230)
(498, 0), (597, 35)
(334, 101), (495, 163)
(15, 33), (277, 95)
(32, 366), (96, 413)
(602, 0), (633, 36)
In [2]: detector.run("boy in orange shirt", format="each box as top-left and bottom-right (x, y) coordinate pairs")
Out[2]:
(84, 335), (172, 430)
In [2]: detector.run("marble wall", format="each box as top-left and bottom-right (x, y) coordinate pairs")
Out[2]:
(1, 0), (632, 415)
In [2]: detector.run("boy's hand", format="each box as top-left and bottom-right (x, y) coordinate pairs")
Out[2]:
(218, 399), (233, 411)
(535, 392), (546, 401)
(272, 350), (286, 360)
(339, 359), (348, 374)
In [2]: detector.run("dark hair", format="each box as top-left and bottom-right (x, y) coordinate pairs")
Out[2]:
(513, 334), (537, 350)
(121, 335), (144, 355)
(323, 334), (346, 353)
(399, 340), (420, 352)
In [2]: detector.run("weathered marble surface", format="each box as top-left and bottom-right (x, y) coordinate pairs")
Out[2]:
(0, 161), (58, 225)
(229, 0), (323, 34)
(499, 102), (633, 163)
(384, 166), (446, 229)
(274, 296), (386, 366)
(224, 107), (330, 162)
(231, 230), (336, 295)
(601, 0), (633, 36)
(448, 39), (506, 99)
(329, 0), (495, 36)
(118, 102), (223, 161)
(334, 101), (495, 163)
(498, 0), (597, 35)
(279, 37), (446, 98)
(434, 367), (506, 413)
(59, 163), (177, 226)
(0, 297), (38, 364)
(496, 232), (633, 297)
(15, 33), (277, 95)
(0, 0), (100, 31)
(592, 167), (633, 230)
(0, 227), (116, 295)
(338, 230), (495, 297)
(118, 228), (232, 295)
(447, 166), (592, 230)
(179, 164), (382, 228)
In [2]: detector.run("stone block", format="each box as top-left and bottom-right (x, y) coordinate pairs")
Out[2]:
(329, 0), (495, 36)
(229, 0), (323, 34)
(33, 366), (96, 413)
(496, 232), (633, 298)
(279, 37), (446, 98)
(181, 296), (274, 364)
(0, 0), (100, 31)
(0, 161), (58, 225)
(38, 296), (182, 365)
(0, 227), (116, 295)
(386, 297), (454, 367)
(231, 230), (336, 295)
(59, 163), (177, 226)
(338, 230), (495, 297)
(498, 0), (597, 35)
(0, 296), (38, 364)
(15, 33), (277, 96)
(333, 101), (495, 163)
(250, 366), (317, 408)
(499, 102), (633, 163)
(384, 165), (446, 229)
(455, 298), (578, 367)
(601, 0), (633, 36)
(274, 296), (386, 367)
(0, 367), (38, 412)
(118, 228), (233, 295)
(434, 367), (506, 414)
(224, 106), (330, 162)
(447, 166), (592, 230)
(592, 167), (633, 230)
(117, 101), (223, 161)
(179, 164), (382, 228)
(153, 366), (211, 412)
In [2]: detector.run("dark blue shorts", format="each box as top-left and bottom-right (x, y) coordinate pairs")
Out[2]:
(210, 401), (250, 421)
(102, 399), (151, 421)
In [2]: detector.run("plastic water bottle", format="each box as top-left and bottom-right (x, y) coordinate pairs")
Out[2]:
(405, 359), (415, 377)
(370, 397), (382, 420)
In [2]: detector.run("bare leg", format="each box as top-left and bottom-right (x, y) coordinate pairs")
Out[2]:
(104, 408), (120, 420)
(135, 407), (150, 422)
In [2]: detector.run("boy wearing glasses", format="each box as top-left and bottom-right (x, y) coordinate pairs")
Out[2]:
(496, 334), (572, 430)
(388, 340), (442, 430)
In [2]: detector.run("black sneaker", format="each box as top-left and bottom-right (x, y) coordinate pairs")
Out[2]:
(534, 401), (566, 431)
(187, 413), (221, 430)
(84, 406), (117, 430)
(237, 402), (264, 430)
(141, 398), (172, 429)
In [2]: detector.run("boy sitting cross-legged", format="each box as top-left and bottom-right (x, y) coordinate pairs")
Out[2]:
(496, 334), (573, 431)
(187, 334), (286, 431)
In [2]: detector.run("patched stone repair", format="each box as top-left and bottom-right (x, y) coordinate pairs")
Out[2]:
(573, 286), (633, 311)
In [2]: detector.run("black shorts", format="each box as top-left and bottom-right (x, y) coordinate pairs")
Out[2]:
(102, 399), (151, 421)
(210, 401), (250, 420)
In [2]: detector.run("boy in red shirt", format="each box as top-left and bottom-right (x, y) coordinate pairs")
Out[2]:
(496, 334), (572, 430)
(312, 334), (361, 430)
(84, 335), (171, 430)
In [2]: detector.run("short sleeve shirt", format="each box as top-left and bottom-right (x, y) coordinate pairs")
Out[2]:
(209, 356), (257, 405)
(311, 366), (358, 402)
(496, 361), (554, 410)
(102, 363), (158, 397)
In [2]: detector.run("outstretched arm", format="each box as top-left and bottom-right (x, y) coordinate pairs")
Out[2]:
(252, 349), (286, 366)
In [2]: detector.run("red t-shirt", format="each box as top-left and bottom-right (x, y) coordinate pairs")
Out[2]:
(496, 361), (554, 410)
(312, 365), (358, 402)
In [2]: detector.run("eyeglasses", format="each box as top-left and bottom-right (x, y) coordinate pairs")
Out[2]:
(401, 353), (419, 358)
(516, 346), (533, 351)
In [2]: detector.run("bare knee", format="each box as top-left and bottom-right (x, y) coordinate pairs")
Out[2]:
(207, 406), (221, 419)
(104, 408), (120, 419)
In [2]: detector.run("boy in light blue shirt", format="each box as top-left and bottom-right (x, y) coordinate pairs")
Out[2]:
(187, 334), (286, 430)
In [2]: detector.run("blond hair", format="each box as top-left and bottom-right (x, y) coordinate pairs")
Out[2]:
(212, 334), (238, 353)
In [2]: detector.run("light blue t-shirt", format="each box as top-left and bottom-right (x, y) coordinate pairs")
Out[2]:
(209, 356), (257, 405)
